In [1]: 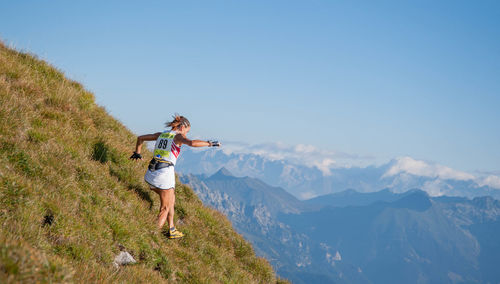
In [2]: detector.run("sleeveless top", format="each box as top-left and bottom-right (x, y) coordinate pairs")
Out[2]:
(153, 130), (182, 165)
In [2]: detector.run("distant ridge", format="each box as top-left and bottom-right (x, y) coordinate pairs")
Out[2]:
(210, 167), (236, 179)
(305, 188), (399, 208)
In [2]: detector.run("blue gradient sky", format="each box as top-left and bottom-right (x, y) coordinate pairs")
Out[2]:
(1, 0), (499, 172)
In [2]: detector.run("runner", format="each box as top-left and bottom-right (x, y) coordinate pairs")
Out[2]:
(130, 114), (220, 239)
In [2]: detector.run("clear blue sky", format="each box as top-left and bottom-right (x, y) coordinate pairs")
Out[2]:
(1, 0), (499, 172)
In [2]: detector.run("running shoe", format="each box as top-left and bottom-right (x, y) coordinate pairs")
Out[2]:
(167, 228), (184, 239)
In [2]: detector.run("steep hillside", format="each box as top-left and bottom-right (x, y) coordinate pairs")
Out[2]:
(0, 42), (285, 283)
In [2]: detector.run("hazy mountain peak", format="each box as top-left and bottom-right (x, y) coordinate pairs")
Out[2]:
(210, 167), (235, 179)
(403, 188), (430, 196)
(392, 189), (432, 211)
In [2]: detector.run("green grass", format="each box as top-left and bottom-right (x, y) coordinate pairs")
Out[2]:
(0, 41), (287, 283)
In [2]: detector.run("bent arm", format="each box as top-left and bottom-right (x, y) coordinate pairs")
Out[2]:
(174, 134), (210, 147)
(135, 132), (161, 154)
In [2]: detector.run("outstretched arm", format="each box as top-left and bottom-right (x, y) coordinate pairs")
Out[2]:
(174, 134), (220, 147)
(134, 132), (161, 154)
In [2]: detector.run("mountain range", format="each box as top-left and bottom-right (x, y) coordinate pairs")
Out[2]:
(180, 168), (500, 284)
(176, 147), (500, 200)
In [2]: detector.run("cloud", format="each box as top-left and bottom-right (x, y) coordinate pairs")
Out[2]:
(220, 141), (371, 175)
(421, 179), (453, 197)
(477, 175), (500, 189)
(299, 191), (318, 200)
(383, 156), (475, 181)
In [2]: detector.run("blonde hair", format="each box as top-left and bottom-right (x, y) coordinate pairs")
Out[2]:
(166, 114), (190, 130)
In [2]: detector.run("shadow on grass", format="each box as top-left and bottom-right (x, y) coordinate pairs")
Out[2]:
(108, 164), (154, 210)
(129, 184), (154, 210)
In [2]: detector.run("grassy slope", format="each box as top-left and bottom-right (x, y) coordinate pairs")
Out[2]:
(0, 42), (285, 283)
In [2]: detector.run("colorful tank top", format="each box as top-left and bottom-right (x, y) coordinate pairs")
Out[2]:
(153, 130), (181, 165)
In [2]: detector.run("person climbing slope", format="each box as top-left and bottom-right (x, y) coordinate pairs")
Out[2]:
(130, 114), (220, 239)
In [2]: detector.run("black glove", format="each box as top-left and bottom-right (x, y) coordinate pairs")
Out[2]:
(129, 152), (142, 160)
(207, 140), (221, 147)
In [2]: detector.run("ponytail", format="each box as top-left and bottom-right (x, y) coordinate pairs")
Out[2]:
(166, 114), (190, 130)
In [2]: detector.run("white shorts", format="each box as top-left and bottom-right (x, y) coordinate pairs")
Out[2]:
(144, 166), (175, 190)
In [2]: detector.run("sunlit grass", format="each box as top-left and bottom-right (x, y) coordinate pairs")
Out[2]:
(0, 41), (286, 283)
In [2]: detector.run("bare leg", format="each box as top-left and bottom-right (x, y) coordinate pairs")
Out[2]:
(150, 187), (171, 229)
(158, 190), (171, 229)
(167, 190), (175, 229)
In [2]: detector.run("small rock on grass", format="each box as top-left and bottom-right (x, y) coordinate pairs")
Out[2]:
(113, 251), (137, 268)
